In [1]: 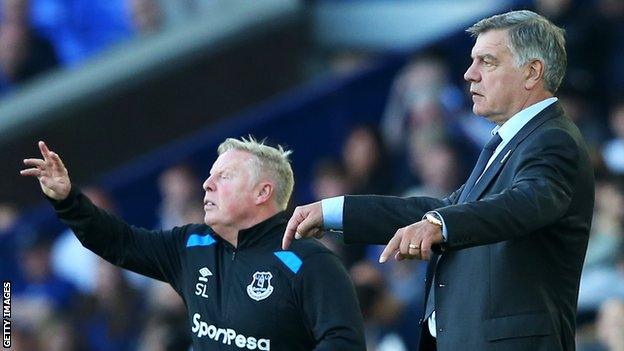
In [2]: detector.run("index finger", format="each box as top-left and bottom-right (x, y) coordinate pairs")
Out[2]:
(379, 233), (401, 263)
(282, 215), (301, 250)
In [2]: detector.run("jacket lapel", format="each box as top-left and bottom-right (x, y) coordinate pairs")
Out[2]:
(463, 102), (564, 203)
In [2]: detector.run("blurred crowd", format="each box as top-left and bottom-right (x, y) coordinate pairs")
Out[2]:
(0, 0), (220, 96)
(2, 0), (624, 350)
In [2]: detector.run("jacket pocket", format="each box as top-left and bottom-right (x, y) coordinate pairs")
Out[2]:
(486, 312), (554, 341)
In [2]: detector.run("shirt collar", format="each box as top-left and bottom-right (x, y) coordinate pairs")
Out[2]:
(491, 97), (558, 142)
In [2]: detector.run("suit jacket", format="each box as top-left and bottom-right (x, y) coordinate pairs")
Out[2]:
(343, 102), (594, 351)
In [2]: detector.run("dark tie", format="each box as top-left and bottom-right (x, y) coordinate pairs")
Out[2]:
(423, 133), (503, 324)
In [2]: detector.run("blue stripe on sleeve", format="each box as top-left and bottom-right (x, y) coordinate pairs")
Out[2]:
(186, 233), (216, 247)
(273, 251), (303, 274)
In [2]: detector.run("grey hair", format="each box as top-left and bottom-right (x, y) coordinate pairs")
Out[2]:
(467, 10), (566, 93)
(218, 136), (294, 210)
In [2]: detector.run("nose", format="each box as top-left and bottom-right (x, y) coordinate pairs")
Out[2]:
(203, 176), (215, 192)
(464, 61), (480, 83)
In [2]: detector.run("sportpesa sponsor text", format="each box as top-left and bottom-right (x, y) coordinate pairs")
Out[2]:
(192, 313), (270, 350)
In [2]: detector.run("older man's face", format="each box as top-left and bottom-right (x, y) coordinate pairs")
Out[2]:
(464, 29), (529, 125)
(202, 150), (259, 234)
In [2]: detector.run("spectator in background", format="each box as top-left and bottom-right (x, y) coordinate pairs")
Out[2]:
(578, 213), (624, 315)
(535, 0), (624, 109)
(596, 299), (624, 351)
(380, 54), (482, 185)
(157, 163), (203, 229)
(0, 202), (18, 232)
(584, 178), (624, 270)
(533, 0), (607, 105)
(595, 0), (624, 102)
(0, 204), (26, 288)
(310, 159), (350, 258)
(602, 102), (624, 175)
(13, 229), (78, 329)
(311, 159), (349, 201)
(342, 124), (392, 196)
(342, 125), (392, 267)
(10, 324), (39, 351)
(557, 88), (609, 148)
(129, 0), (163, 36)
(28, 0), (165, 66)
(401, 135), (461, 199)
(137, 281), (190, 351)
(79, 258), (143, 351)
(0, 0), (58, 95)
(38, 315), (86, 351)
(60, 0), (132, 64)
(350, 261), (416, 351)
(52, 186), (116, 294)
(381, 54), (461, 153)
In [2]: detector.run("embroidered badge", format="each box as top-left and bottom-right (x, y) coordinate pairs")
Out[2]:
(246, 271), (274, 301)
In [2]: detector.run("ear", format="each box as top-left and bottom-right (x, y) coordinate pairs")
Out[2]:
(255, 182), (274, 205)
(524, 59), (544, 90)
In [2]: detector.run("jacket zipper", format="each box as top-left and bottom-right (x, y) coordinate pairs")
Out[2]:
(223, 247), (237, 322)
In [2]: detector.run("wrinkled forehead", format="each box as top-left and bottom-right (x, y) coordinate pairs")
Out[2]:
(471, 29), (512, 58)
(211, 149), (255, 174)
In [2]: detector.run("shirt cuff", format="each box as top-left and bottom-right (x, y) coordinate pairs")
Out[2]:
(321, 196), (344, 230)
(47, 187), (79, 211)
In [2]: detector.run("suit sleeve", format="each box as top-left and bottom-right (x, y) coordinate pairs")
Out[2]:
(343, 185), (465, 245)
(51, 188), (185, 287)
(436, 128), (580, 250)
(294, 252), (366, 351)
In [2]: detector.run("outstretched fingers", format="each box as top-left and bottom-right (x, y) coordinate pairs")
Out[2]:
(50, 152), (67, 174)
(20, 168), (42, 177)
(23, 158), (45, 168)
(22, 141), (72, 201)
(21, 158), (46, 178)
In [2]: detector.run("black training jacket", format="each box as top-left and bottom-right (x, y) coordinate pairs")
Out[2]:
(51, 189), (366, 351)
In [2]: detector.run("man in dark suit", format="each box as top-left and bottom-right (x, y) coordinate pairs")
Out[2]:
(282, 10), (594, 351)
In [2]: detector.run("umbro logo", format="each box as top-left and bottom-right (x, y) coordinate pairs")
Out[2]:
(195, 267), (212, 298)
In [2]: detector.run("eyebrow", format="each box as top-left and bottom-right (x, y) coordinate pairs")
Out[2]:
(210, 168), (230, 176)
(475, 54), (499, 63)
(220, 167), (239, 176)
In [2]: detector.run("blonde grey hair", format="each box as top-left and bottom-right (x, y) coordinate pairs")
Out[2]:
(467, 10), (566, 93)
(218, 136), (294, 210)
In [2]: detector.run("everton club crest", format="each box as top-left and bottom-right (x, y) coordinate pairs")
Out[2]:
(246, 271), (274, 301)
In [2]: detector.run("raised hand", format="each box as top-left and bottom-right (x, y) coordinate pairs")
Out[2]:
(20, 141), (72, 201)
(282, 202), (324, 249)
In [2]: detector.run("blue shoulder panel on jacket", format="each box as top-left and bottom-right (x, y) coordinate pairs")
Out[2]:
(186, 233), (216, 247)
(274, 251), (302, 274)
